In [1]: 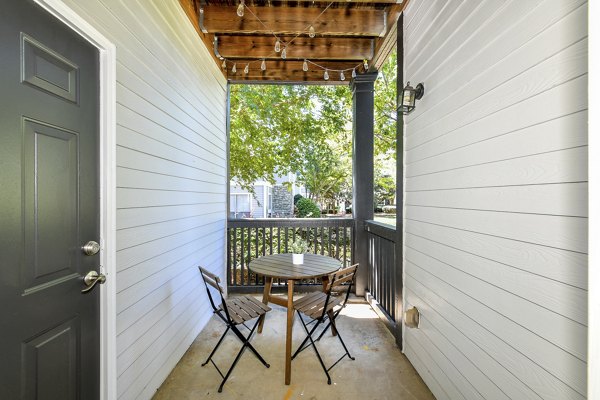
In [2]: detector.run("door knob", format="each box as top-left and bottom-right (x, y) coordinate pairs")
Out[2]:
(82, 270), (106, 293)
(82, 241), (100, 256)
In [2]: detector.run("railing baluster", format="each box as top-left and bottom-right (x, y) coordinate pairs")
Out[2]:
(335, 224), (340, 260)
(362, 221), (397, 321)
(343, 225), (347, 267)
(277, 226), (281, 254)
(227, 228), (231, 285)
(240, 227), (245, 286)
(227, 218), (356, 290)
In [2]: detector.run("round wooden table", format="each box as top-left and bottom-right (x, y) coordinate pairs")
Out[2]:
(249, 253), (341, 385)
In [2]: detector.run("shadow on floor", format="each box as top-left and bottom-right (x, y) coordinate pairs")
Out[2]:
(152, 296), (434, 400)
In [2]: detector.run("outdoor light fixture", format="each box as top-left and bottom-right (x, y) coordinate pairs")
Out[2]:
(398, 81), (424, 115)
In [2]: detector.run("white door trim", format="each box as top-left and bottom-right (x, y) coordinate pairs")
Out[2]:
(32, 1), (117, 399)
(589, 2), (599, 399)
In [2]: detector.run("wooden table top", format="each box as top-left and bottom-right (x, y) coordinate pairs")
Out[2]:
(249, 253), (341, 280)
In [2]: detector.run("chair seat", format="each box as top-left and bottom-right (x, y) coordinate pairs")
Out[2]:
(226, 296), (271, 325)
(294, 292), (342, 320)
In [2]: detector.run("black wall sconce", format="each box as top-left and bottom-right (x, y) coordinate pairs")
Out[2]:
(398, 82), (425, 115)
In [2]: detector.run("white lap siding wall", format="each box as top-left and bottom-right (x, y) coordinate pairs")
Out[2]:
(402, 1), (588, 399)
(58, 0), (227, 399)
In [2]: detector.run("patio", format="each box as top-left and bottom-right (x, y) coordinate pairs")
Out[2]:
(0, 1), (591, 399)
(152, 296), (434, 400)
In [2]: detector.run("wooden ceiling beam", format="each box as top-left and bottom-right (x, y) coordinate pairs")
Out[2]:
(201, 5), (386, 37)
(225, 60), (365, 84)
(371, 2), (407, 70)
(215, 35), (373, 60)
(178, 0), (225, 77)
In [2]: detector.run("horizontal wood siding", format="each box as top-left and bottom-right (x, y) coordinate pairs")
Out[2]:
(403, 1), (588, 399)
(59, 0), (227, 399)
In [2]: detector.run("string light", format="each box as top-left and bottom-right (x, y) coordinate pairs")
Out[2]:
(225, 1), (368, 82)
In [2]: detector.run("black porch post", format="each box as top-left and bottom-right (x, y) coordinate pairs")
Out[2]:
(351, 72), (377, 297)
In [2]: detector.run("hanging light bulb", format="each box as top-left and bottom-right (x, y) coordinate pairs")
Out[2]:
(281, 47), (287, 59)
(221, 59), (226, 69)
(236, 0), (244, 17)
(302, 60), (308, 72)
(274, 39), (281, 53)
(364, 59), (369, 70)
(244, 64), (249, 74)
(308, 25), (316, 38)
(340, 71), (345, 81)
(232, 63), (237, 73)
(261, 59), (266, 70)
(324, 69), (329, 80)
(352, 68), (357, 78)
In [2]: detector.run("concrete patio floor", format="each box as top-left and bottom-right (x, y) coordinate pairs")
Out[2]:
(152, 295), (435, 400)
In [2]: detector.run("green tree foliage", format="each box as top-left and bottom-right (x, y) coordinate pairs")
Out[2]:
(375, 174), (396, 205)
(295, 197), (321, 218)
(229, 50), (398, 206)
(229, 84), (352, 204)
(374, 50), (398, 160)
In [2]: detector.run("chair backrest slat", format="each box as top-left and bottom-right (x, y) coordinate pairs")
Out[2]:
(204, 276), (223, 293)
(198, 266), (232, 322)
(199, 266), (224, 292)
(320, 263), (359, 319)
(331, 274), (354, 288)
(326, 264), (358, 290)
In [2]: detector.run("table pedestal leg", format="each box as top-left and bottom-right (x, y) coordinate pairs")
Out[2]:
(285, 279), (295, 385)
(257, 277), (273, 334)
(322, 276), (338, 336)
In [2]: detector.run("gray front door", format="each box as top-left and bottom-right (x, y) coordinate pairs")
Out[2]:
(0, 1), (101, 399)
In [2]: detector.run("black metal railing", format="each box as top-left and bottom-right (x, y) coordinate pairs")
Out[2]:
(227, 218), (354, 290)
(366, 220), (396, 321)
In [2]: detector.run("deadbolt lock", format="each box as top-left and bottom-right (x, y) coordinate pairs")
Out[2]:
(82, 240), (100, 256)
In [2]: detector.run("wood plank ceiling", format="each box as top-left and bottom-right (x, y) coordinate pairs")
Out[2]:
(178, 0), (407, 84)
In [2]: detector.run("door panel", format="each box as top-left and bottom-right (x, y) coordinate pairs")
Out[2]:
(0, 1), (100, 399)
(23, 119), (79, 291)
(21, 33), (80, 103)
(22, 318), (79, 400)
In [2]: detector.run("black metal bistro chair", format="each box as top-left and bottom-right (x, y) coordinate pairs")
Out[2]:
(198, 266), (271, 393)
(291, 264), (359, 384)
